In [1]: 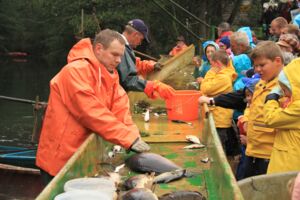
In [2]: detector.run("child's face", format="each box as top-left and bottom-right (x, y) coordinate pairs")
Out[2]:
(253, 57), (283, 82)
(279, 82), (292, 98)
(219, 42), (227, 50)
(210, 60), (222, 68)
(245, 89), (253, 104)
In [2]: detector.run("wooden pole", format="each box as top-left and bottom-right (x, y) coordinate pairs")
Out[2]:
(0, 95), (47, 105)
(81, 8), (84, 37)
(133, 50), (158, 61)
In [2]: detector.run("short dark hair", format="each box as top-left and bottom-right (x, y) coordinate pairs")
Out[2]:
(93, 29), (125, 49)
(250, 41), (283, 61)
(211, 49), (229, 66)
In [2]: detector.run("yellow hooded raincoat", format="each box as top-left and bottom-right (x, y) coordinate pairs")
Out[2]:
(245, 78), (278, 159)
(264, 58), (300, 174)
(201, 63), (237, 128)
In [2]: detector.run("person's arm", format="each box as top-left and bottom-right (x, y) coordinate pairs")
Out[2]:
(135, 57), (160, 77)
(199, 90), (246, 111)
(117, 47), (147, 92)
(58, 66), (139, 149)
(214, 90), (246, 110)
(264, 99), (300, 129)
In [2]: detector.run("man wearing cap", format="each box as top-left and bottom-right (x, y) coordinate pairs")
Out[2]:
(117, 19), (175, 99)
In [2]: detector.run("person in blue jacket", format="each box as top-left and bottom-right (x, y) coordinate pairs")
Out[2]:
(193, 41), (219, 82)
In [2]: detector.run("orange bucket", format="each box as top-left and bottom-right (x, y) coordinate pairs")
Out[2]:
(165, 90), (202, 121)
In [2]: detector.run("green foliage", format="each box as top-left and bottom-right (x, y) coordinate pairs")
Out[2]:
(0, 0), (262, 65)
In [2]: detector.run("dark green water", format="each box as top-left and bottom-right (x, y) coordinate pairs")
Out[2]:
(0, 57), (62, 147)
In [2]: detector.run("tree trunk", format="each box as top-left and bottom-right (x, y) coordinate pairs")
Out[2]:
(227, 0), (243, 24)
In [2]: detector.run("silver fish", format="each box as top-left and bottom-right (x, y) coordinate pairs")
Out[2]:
(121, 188), (158, 200)
(124, 173), (155, 190)
(201, 157), (209, 163)
(153, 169), (189, 183)
(183, 144), (205, 149)
(186, 135), (202, 144)
(114, 163), (125, 173)
(125, 153), (181, 174)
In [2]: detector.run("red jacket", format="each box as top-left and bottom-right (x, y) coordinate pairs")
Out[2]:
(169, 44), (188, 56)
(215, 31), (233, 44)
(36, 38), (139, 176)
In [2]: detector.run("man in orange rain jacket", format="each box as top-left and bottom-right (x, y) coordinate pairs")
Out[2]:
(117, 19), (175, 99)
(169, 35), (188, 57)
(36, 29), (150, 183)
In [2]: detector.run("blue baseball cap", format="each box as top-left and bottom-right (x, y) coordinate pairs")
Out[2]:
(128, 19), (149, 42)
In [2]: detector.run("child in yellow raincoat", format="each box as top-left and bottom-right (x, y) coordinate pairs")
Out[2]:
(242, 41), (283, 179)
(264, 58), (300, 174)
(201, 50), (239, 156)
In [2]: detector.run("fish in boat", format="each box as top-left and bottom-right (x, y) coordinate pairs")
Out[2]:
(201, 157), (209, 163)
(159, 191), (206, 200)
(183, 144), (205, 149)
(123, 173), (155, 190)
(125, 153), (181, 174)
(144, 109), (150, 122)
(121, 188), (158, 200)
(153, 169), (191, 183)
(186, 135), (202, 144)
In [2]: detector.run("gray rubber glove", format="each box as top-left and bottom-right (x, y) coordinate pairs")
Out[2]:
(130, 137), (150, 153)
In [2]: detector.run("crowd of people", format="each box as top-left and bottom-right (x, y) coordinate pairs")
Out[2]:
(35, 12), (300, 198)
(197, 17), (300, 198)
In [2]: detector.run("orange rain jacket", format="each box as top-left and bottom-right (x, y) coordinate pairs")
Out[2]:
(36, 38), (140, 176)
(169, 44), (188, 56)
(135, 57), (156, 78)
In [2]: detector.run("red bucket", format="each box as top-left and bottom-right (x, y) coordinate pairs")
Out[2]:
(165, 90), (202, 121)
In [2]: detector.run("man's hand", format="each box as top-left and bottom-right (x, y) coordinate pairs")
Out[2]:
(198, 96), (210, 104)
(130, 137), (150, 153)
(144, 80), (175, 99)
(153, 63), (163, 71)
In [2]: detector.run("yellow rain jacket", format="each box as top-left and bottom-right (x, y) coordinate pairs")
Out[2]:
(264, 58), (300, 174)
(201, 64), (237, 128)
(246, 78), (277, 159)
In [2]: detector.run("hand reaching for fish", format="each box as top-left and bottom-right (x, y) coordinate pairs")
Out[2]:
(130, 137), (151, 153)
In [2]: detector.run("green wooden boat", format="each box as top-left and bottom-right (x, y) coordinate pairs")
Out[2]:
(36, 45), (244, 200)
(36, 103), (243, 200)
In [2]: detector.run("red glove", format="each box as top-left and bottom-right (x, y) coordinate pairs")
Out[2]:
(144, 80), (175, 99)
(136, 57), (156, 77)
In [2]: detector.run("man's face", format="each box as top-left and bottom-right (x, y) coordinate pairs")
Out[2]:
(95, 39), (125, 72)
(130, 31), (144, 49)
(270, 21), (281, 37)
(176, 41), (185, 48)
(253, 57), (282, 82)
(230, 40), (243, 55)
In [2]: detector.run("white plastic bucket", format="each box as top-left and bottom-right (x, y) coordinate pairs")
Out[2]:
(64, 177), (116, 199)
(54, 190), (111, 200)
